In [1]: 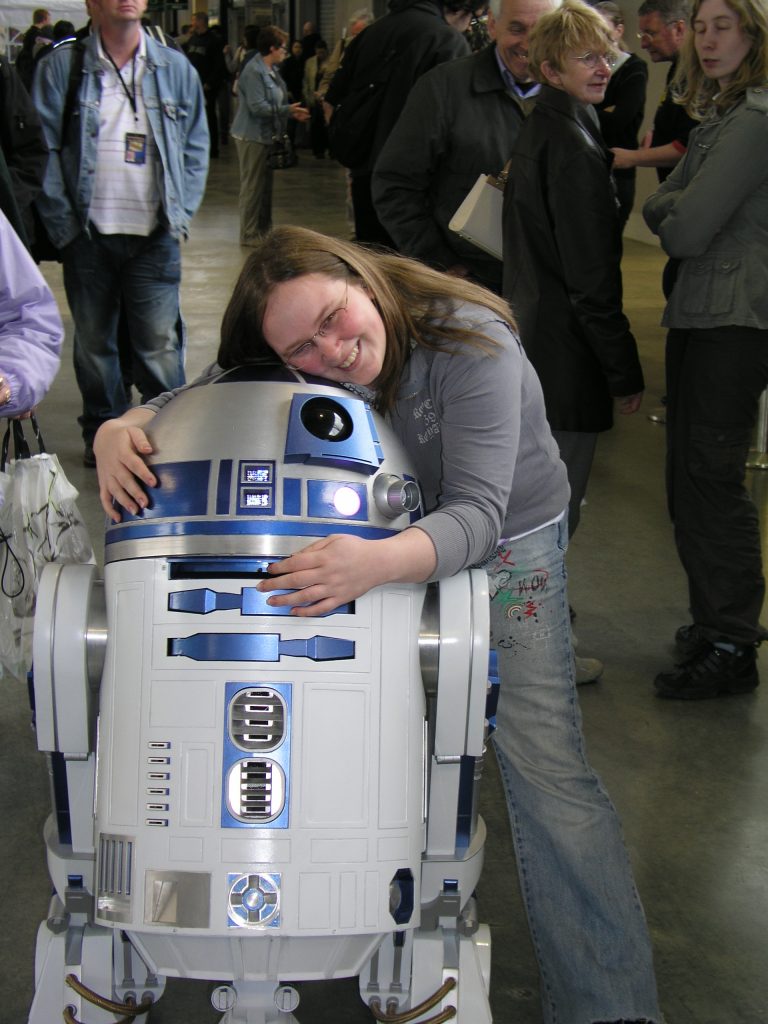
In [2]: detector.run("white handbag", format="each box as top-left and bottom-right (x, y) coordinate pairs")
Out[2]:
(448, 169), (508, 261)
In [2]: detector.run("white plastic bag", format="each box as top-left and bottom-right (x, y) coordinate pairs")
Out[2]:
(0, 418), (94, 680)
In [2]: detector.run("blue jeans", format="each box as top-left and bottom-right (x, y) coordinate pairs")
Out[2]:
(62, 226), (186, 443)
(484, 518), (660, 1024)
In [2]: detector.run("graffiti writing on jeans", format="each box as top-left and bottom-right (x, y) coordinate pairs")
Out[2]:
(489, 567), (550, 624)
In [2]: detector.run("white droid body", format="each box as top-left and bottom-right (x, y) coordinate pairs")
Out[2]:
(30, 368), (493, 1024)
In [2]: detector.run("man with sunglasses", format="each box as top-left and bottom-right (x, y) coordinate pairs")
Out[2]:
(611, 0), (696, 182)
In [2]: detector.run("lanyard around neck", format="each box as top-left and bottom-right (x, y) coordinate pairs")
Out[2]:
(103, 46), (138, 118)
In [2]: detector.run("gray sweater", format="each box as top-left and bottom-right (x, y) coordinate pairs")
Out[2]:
(387, 306), (568, 577)
(146, 303), (569, 579)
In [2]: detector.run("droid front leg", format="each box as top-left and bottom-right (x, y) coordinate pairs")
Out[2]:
(359, 570), (493, 1023)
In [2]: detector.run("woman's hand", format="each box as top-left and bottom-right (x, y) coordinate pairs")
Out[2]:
(616, 391), (643, 415)
(94, 411), (158, 522)
(289, 102), (311, 123)
(258, 529), (437, 616)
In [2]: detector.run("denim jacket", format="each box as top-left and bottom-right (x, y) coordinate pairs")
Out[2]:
(32, 33), (209, 248)
(643, 87), (768, 330)
(230, 55), (289, 145)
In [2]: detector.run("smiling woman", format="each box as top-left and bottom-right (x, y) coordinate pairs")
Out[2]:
(93, 225), (661, 1024)
(261, 275), (387, 384)
(502, 0), (644, 547)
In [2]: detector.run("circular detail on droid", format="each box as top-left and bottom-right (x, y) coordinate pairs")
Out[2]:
(300, 398), (353, 442)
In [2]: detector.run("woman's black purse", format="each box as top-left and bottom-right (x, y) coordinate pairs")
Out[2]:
(268, 130), (297, 170)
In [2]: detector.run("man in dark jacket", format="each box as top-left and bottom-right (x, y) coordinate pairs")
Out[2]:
(184, 12), (226, 158)
(324, 0), (471, 246)
(0, 55), (48, 250)
(372, 0), (554, 292)
(15, 8), (54, 91)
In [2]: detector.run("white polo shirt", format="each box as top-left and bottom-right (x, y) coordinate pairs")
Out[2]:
(90, 31), (161, 236)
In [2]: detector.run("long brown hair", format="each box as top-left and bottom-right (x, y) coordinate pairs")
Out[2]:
(674, 0), (768, 117)
(218, 226), (515, 412)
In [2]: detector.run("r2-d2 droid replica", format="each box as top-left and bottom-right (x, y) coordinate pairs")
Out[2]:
(29, 366), (494, 1024)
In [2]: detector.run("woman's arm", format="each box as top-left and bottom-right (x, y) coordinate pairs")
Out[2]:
(93, 408), (158, 522)
(258, 528), (438, 616)
(93, 364), (231, 521)
(646, 106), (768, 258)
(0, 210), (62, 417)
(241, 63), (281, 119)
(261, 320), (526, 611)
(642, 162), (684, 235)
(549, 146), (644, 398)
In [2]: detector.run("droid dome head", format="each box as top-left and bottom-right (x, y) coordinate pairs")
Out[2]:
(104, 363), (423, 564)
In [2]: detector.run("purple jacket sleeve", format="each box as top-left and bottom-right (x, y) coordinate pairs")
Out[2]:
(0, 209), (63, 416)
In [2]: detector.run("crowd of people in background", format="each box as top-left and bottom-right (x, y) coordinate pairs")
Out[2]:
(1, 0), (765, 669)
(2, 0), (768, 1017)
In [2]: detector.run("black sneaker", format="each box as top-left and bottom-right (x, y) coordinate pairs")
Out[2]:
(83, 444), (96, 468)
(675, 622), (768, 661)
(674, 623), (709, 661)
(655, 643), (759, 700)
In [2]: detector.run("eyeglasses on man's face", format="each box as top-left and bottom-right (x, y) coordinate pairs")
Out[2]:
(570, 51), (618, 69)
(636, 20), (681, 41)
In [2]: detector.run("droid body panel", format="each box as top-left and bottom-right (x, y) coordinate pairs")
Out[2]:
(29, 368), (493, 1024)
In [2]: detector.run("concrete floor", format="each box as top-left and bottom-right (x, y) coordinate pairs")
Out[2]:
(2, 148), (767, 1024)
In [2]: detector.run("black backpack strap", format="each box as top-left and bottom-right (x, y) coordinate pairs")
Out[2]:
(61, 40), (86, 143)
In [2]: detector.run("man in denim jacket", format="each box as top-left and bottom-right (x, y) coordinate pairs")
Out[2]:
(32, 0), (208, 466)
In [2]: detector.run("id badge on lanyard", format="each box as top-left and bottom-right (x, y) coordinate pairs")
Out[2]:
(125, 132), (147, 164)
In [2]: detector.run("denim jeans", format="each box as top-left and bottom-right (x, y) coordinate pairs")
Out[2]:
(62, 226), (186, 443)
(484, 518), (660, 1024)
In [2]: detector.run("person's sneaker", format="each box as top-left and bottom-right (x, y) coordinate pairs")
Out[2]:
(675, 622), (768, 662)
(674, 623), (709, 661)
(83, 444), (96, 468)
(655, 643), (759, 700)
(575, 654), (603, 685)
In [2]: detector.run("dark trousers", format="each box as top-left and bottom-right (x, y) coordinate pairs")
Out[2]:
(614, 173), (636, 234)
(350, 173), (394, 248)
(551, 430), (599, 539)
(204, 88), (219, 157)
(666, 326), (768, 645)
(309, 105), (327, 157)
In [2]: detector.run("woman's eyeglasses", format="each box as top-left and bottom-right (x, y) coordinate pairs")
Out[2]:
(570, 51), (618, 69)
(285, 281), (350, 367)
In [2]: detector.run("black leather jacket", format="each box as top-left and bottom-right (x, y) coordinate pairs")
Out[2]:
(502, 85), (643, 433)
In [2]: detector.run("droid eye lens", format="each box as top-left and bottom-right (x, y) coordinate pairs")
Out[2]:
(300, 398), (353, 442)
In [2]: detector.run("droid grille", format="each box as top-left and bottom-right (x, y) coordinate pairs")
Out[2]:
(229, 688), (286, 751)
(98, 834), (134, 896)
(227, 758), (286, 822)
